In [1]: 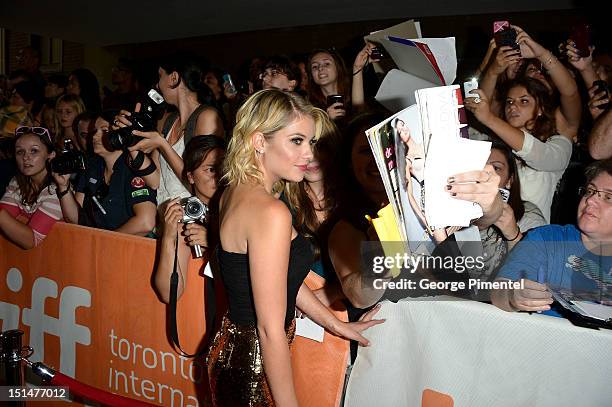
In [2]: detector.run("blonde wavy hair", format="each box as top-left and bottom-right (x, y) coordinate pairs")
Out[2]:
(223, 89), (325, 190)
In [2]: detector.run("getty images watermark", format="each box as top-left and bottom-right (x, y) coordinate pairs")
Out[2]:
(370, 252), (524, 292)
(359, 241), (524, 301)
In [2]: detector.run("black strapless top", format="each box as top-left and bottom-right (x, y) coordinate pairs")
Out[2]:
(218, 234), (314, 328)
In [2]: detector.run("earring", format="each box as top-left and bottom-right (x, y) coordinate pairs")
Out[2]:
(256, 149), (264, 154)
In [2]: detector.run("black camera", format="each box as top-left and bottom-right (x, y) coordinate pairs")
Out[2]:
(180, 196), (208, 258)
(370, 46), (387, 60)
(51, 139), (86, 175)
(103, 89), (165, 151)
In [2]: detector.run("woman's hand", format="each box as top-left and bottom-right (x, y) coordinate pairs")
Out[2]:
(587, 83), (610, 121)
(330, 303), (385, 346)
(491, 46), (522, 75)
(513, 25), (547, 59)
(129, 130), (165, 153)
(353, 42), (377, 73)
(464, 89), (494, 125)
(112, 103), (141, 130)
(326, 103), (346, 120)
(446, 164), (501, 216)
(508, 279), (553, 312)
(162, 198), (184, 239)
(494, 202), (520, 240)
(564, 41), (595, 72)
(52, 173), (71, 191)
(183, 222), (208, 248)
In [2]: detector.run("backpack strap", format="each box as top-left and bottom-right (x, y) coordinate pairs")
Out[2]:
(183, 104), (210, 147)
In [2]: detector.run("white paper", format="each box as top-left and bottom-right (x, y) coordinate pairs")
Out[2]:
(295, 316), (325, 342)
(375, 69), (437, 113)
(203, 262), (213, 278)
(572, 301), (612, 321)
(425, 137), (491, 227)
(411, 37), (457, 85)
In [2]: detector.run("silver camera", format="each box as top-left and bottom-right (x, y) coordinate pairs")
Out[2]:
(179, 196), (208, 258)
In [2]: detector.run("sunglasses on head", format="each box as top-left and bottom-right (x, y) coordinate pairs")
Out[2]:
(15, 126), (52, 144)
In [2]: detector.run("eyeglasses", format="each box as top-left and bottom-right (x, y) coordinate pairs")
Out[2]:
(578, 186), (612, 204)
(15, 126), (52, 144)
(259, 69), (287, 80)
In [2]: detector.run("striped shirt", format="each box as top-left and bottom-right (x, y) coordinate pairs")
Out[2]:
(0, 178), (63, 246)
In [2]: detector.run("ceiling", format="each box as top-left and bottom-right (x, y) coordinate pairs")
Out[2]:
(0, 0), (576, 46)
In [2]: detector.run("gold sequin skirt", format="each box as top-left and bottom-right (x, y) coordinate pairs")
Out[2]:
(206, 314), (296, 407)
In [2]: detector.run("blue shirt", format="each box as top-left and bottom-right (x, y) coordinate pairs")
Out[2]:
(498, 225), (612, 317)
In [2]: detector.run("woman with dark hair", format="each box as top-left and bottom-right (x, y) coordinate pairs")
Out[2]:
(54, 115), (157, 236)
(10, 81), (43, 123)
(67, 68), (102, 112)
(477, 141), (546, 279)
(307, 44), (377, 121)
(480, 25), (581, 140)
(154, 135), (225, 302)
(466, 76), (572, 223)
(116, 54), (224, 206)
(0, 126), (62, 249)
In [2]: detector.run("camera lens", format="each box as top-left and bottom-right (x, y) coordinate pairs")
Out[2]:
(186, 202), (201, 217)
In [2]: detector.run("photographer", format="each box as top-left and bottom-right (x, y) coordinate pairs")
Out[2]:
(0, 126), (63, 249)
(54, 115), (156, 236)
(154, 135), (225, 302)
(115, 54), (224, 207)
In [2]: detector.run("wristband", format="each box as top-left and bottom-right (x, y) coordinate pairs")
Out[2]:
(57, 187), (71, 199)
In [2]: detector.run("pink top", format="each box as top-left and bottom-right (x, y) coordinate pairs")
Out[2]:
(0, 178), (63, 246)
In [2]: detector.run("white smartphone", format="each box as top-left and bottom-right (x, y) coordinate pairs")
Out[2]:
(463, 78), (480, 103)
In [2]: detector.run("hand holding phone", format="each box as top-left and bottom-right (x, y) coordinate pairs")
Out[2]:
(463, 78), (480, 103)
(222, 74), (237, 97)
(370, 46), (387, 60)
(493, 20), (520, 52)
(327, 95), (344, 108)
(570, 23), (592, 58)
(592, 80), (610, 111)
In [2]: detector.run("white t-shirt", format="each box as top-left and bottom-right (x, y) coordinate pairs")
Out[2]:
(156, 121), (191, 206)
(514, 131), (572, 223)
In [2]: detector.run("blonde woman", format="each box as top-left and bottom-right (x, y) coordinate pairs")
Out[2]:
(54, 94), (85, 149)
(206, 89), (383, 406)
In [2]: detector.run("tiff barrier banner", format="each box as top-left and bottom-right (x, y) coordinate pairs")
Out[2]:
(0, 222), (348, 407)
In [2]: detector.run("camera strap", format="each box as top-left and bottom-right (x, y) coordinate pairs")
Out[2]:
(126, 151), (157, 177)
(169, 234), (208, 358)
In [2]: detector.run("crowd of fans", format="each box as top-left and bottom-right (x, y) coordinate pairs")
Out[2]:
(1, 21), (611, 327)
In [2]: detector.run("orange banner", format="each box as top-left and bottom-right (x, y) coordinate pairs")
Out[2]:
(0, 222), (348, 406)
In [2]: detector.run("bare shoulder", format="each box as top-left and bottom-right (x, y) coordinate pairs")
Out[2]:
(196, 107), (221, 124)
(247, 192), (292, 231)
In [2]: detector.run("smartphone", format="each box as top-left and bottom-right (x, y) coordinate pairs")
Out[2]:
(463, 78), (480, 102)
(499, 188), (510, 203)
(327, 95), (343, 107)
(570, 23), (592, 58)
(493, 20), (520, 51)
(593, 80), (610, 111)
(222, 74), (237, 96)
